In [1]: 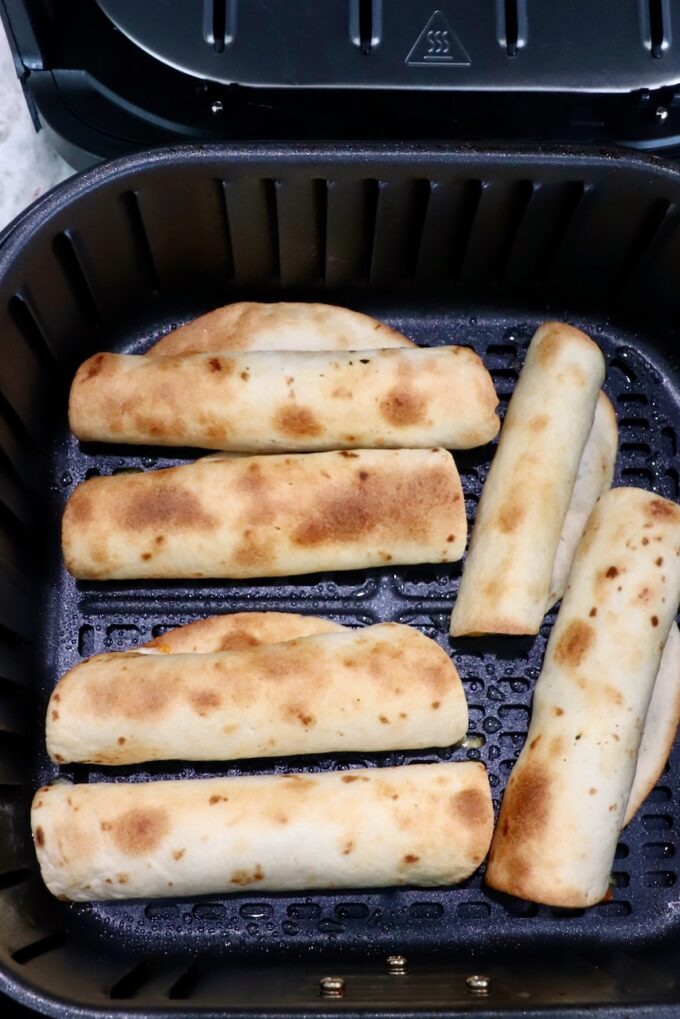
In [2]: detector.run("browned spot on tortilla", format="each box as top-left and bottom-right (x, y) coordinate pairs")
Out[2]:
(273, 811), (288, 825)
(553, 619), (594, 668)
(117, 736), (126, 745)
(342, 840), (355, 855)
(35, 826), (45, 848)
(609, 803), (617, 812)
(101, 820), (112, 831)
(379, 385), (426, 427)
(292, 709), (315, 727)
(273, 404), (322, 437)
(339, 451), (359, 458)
(51, 710), (59, 721)
(82, 353), (105, 380)
(119, 485), (216, 531)
(209, 795), (228, 805)
(452, 788), (490, 829)
(403, 853), (420, 864)
(502, 765), (550, 838)
(342, 775), (360, 783)
(141, 552), (152, 561)
(53, 693), (60, 703)
(292, 460), (456, 547)
(111, 807), (169, 855)
(589, 607), (597, 618)
(117, 874), (129, 884)
(240, 370), (249, 381)
(172, 849), (185, 860)
(604, 685), (623, 706)
(638, 587), (652, 603)
(281, 775), (316, 791)
(67, 489), (93, 525)
(230, 864), (264, 886)
(497, 501), (525, 534)
(649, 498), (678, 520)
(359, 470), (369, 481)
(605, 566), (619, 579)
(652, 615), (659, 627)
(529, 736), (541, 750)
(188, 687), (221, 714)
(431, 700), (441, 709)
(208, 357), (222, 372)
(589, 788), (597, 795)
(379, 715), (390, 724)
(642, 537), (649, 546)
(88, 675), (174, 721)
(233, 531), (273, 568)
(528, 414), (549, 431)
(657, 557), (664, 566)
(54, 754), (64, 763)
(220, 632), (259, 651)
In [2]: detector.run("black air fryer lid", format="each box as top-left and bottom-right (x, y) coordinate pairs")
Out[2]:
(3, 2), (680, 166)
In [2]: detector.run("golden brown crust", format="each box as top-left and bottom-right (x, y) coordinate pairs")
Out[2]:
(146, 302), (416, 356)
(62, 449), (466, 580)
(143, 612), (344, 654)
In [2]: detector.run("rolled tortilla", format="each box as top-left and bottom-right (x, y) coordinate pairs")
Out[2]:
(450, 322), (605, 637)
(62, 447), (466, 580)
(624, 622), (680, 826)
(46, 623), (467, 765)
(32, 762), (493, 901)
(144, 611), (345, 653)
(485, 488), (680, 907)
(146, 301), (415, 356)
(69, 347), (500, 452)
(548, 392), (618, 607)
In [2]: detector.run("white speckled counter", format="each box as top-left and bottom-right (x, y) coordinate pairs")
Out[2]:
(0, 25), (73, 235)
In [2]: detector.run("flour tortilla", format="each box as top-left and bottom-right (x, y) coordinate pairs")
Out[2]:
(544, 391), (679, 826)
(32, 762), (494, 901)
(143, 611), (344, 654)
(146, 302), (416, 356)
(69, 346), (500, 452)
(624, 622), (680, 826)
(62, 448), (466, 580)
(485, 488), (680, 907)
(46, 623), (467, 765)
(450, 322), (605, 637)
(548, 392), (617, 607)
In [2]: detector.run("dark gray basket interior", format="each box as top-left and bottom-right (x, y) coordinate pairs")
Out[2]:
(0, 144), (680, 1016)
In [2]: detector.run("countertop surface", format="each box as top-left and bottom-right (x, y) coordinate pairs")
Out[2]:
(0, 24), (73, 235)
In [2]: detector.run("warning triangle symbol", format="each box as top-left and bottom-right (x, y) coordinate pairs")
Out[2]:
(405, 10), (471, 66)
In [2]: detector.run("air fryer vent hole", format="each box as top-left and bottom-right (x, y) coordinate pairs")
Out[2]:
(168, 960), (200, 1000)
(212, 0), (227, 52)
(7, 296), (58, 372)
(649, 0), (668, 58)
(109, 960), (150, 999)
(119, 192), (160, 295)
(51, 233), (101, 329)
(11, 931), (67, 965)
(504, 0), (519, 56)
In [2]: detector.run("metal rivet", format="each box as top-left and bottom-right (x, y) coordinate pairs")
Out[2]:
(466, 974), (491, 995)
(320, 976), (345, 998)
(211, 100), (224, 115)
(386, 954), (408, 974)
(656, 106), (669, 123)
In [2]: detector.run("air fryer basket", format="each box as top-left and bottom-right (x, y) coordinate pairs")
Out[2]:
(1, 144), (680, 1016)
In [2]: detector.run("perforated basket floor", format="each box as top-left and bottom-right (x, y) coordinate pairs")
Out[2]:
(1, 144), (680, 1013)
